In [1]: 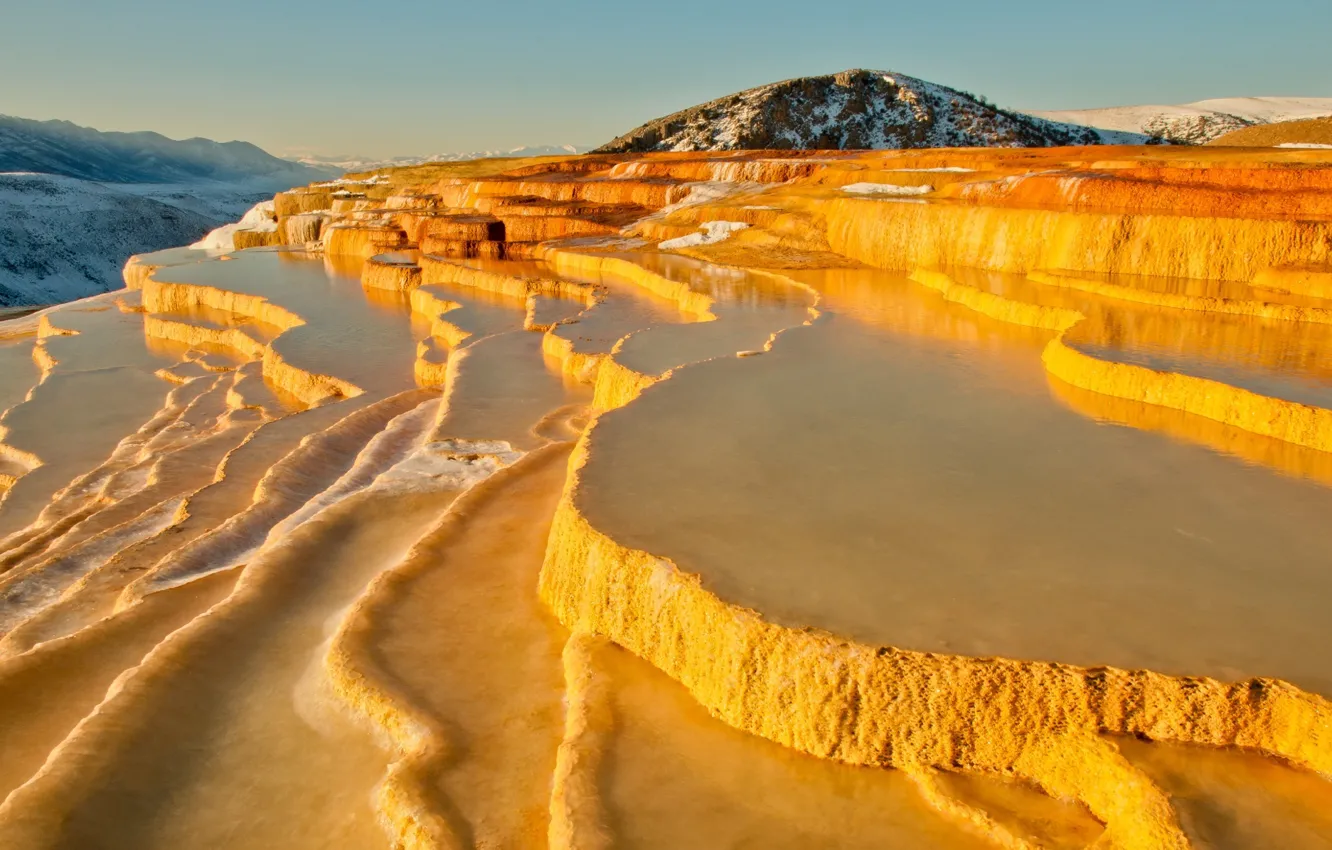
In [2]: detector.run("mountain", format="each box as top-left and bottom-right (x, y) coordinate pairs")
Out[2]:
(1031, 97), (1332, 145)
(0, 115), (340, 306)
(288, 145), (589, 173)
(0, 173), (218, 307)
(595, 69), (1105, 153)
(0, 115), (339, 185)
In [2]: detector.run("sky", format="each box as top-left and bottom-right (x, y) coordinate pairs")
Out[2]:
(2, 0), (1329, 159)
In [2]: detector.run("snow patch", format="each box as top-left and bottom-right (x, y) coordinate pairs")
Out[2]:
(658, 221), (749, 250)
(1277, 142), (1332, 149)
(190, 200), (277, 252)
(289, 144), (589, 173)
(313, 174), (392, 188)
(842, 182), (934, 196)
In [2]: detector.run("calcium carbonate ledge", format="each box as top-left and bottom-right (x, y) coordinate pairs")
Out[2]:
(533, 255), (1332, 850)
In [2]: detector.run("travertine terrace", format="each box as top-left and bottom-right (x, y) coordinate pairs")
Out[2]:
(2, 145), (1332, 849)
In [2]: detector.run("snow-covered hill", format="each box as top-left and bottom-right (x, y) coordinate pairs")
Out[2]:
(1031, 97), (1332, 145)
(288, 145), (589, 173)
(0, 173), (218, 306)
(595, 69), (1106, 153)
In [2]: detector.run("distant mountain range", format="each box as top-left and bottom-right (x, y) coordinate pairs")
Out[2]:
(0, 115), (339, 185)
(0, 116), (340, 306)
(287, 145), (589, 173)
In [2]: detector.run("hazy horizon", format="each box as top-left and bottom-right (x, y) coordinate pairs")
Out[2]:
(3, 0), (1329, 159)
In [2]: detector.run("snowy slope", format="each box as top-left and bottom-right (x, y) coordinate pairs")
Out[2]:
(191, 200), (277, 252)
(289, 145), (589, 172)
(596, 69), (1105, 153)
(0, 115), (340, 307)
(1031, 97), (1332, 144)
(0, 173), (218, 306)
(0, 115), (339, 184)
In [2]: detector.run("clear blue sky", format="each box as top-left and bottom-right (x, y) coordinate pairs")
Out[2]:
(2, 0), (1328, 158)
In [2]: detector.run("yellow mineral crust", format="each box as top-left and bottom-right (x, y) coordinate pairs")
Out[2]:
(121, 255), (163, 291)
(898, 268), (1332, 453)
(413, 256), (620, 387)
(1043, 336), (1332, 453)
(822, 197), (1332, 282)
(361, 255), (422, 293)
(541, 422), (1332, 850)
(1046, 377), (1332, 487)
(1253, 265), (1332, 299)
(548, 632), (613, 850)
(324, 223), (409, 257)
(536, 248), (717, 320)
(908, 269), (1082, 331)
(1029, 269), (1332, 325)
(907, 768), (1044, 850)
(232, 229), (284, 250)
(137, 273), (360, 404)
(273, 188), (333, 217)
(419, 256), (599, 306)
(142, 316), (266, 361)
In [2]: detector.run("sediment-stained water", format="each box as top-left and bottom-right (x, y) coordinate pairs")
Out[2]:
(576, 267), (1332, 693)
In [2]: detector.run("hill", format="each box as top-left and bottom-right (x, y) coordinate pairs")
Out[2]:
(595, 69), (1107, 153)
(0, 116), (340, 306)
(1032, 97), (1332, 144)
(0, 173), (218, 306)
(0, 115), (337, 185)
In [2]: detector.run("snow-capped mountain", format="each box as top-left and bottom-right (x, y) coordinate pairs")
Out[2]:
(1031, 97), (1332, 145)
(595, 69), (1106, 153)
(288, 145), (589, 173)
(0, 173), (218, 307)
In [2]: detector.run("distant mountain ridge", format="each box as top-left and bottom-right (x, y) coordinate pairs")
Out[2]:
(0, 114), (339, 184)
(0, 115), (337, 306)
(595, 69), (1107, 153)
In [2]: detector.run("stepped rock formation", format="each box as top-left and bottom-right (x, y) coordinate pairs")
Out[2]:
(1, 144), (1332, 850)
(596, 69), (1103, 152)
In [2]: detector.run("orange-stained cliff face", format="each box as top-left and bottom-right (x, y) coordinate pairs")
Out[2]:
(248, 146), (1332, 289)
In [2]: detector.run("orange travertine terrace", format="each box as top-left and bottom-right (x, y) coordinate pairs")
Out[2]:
(2, 145), (1332, 850)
